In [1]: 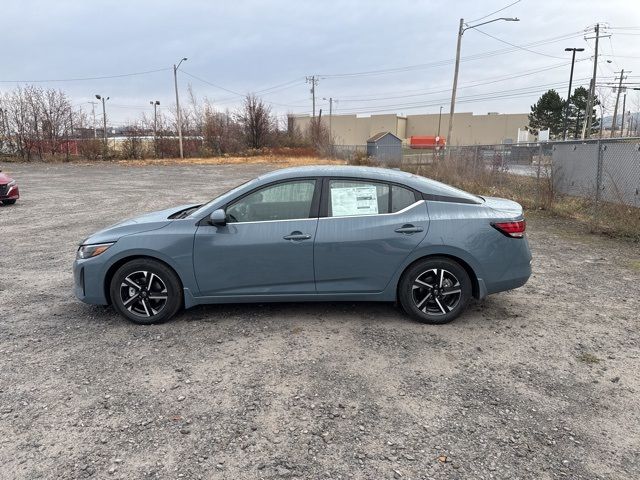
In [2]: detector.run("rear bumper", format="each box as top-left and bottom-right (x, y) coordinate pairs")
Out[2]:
(486, 267), (531, 295)
(485, 237), (532, 295)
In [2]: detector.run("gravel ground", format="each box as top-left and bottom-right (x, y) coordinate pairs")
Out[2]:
(1, 162), (639, 480)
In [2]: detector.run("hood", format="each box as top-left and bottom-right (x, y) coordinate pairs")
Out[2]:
(81, 203), (200, 245)
(0, 172), (14, 184)
(483, 196), (523, 218)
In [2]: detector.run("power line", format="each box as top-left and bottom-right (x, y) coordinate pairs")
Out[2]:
(214, 78), (306, 104)
(179, 69), (243, 96)
(180, 69), (311, 109)
(338, 60), (587, 102)
(320, 31), (584, 78)
(473, 28), (567, 59)
(337, 79), (587, 115)
(467, 0), (522, 23)
(0, 67), (170, 83)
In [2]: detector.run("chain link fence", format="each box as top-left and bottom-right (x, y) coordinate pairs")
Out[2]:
(342, 138), (640, 237)
(552, 138), (640, 208)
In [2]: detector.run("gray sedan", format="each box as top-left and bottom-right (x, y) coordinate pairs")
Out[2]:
(73, 165), (531, 324)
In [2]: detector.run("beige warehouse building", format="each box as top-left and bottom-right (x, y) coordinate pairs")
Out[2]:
(291, 112), (531, 146)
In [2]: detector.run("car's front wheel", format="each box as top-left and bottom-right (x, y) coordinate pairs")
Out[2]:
(2, 199), (16, 205)
(399, 257), (472, 324)
(109, 259), (182, 324)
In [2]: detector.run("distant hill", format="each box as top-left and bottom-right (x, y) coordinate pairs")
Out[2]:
(601, 112), (640, 129)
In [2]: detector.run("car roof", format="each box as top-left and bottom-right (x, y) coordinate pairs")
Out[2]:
(258, 165), (417, 184)
(256, 165), (482, 203)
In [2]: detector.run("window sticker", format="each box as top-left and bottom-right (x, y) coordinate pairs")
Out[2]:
(331, 185), (379, 216)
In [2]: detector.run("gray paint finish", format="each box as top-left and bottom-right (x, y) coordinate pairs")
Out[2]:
(73, 165), (531, 309)
(314, 201), (427, 293)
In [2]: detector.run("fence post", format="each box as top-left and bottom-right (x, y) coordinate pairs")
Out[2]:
(594, 140), (603, 225)
(536, 143), (543, 208)
(474, 145), (479, 176)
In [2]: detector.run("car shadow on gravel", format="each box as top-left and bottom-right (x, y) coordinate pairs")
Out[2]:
(79, 298), (493, 328)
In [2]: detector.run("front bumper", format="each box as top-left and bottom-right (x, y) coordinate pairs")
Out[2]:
(0, 185), (19, 200)
(73, 258), (110, 305)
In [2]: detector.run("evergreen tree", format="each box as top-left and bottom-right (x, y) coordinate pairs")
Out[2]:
(566, 86), (599, 138)
(528, 89), (565, 137)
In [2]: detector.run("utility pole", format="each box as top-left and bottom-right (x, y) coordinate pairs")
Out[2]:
(562, 47), (584, 140)
(437, 106), (443, 137)
(620, 92), (627, 137)
(446, 16), (519, 146)
(582, 24), (610, 138)
(447, 18), (464, 146)
(95, 94), (109, 150)
(174, 57), (187, 159)
(328, 97), (332, 140)
(88, 101), (98, 138)
(306, 76), (319, 117)
(611, 69), (627, 135)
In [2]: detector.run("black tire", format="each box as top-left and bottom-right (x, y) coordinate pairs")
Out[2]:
(109, 258), (182, 325)
(2, 199), (16, 205)
(398, 257), (472, 324)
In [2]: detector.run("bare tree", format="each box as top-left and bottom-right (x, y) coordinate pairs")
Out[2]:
(0, 85), (74, 160)
(238, 94), (272, 149)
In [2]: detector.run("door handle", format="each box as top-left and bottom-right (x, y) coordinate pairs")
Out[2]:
(394, 224), (424, 234)
(283, 231), (312, 241)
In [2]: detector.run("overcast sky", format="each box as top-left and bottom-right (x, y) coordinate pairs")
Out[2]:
(2, 0), (639, 126)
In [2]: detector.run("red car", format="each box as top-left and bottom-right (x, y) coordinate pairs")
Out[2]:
(0, 170), (20, 205)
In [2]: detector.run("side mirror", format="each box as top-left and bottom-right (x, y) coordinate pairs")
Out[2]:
(209, 208), (227, 226)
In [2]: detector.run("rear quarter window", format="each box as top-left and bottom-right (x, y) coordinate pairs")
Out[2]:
(391, 185), (418, 212)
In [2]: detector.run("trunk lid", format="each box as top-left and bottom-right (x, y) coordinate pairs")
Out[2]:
(483, 196), (523, 218)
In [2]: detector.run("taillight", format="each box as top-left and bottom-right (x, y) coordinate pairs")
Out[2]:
(492, 220), (526, 238)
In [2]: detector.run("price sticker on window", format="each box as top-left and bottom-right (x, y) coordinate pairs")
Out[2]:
(331, 186), (379, 216)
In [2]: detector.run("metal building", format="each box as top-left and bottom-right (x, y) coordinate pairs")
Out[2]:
(366, 132), (402, 164)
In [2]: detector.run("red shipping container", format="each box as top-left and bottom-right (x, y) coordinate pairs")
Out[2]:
(409, 135), (446, 149)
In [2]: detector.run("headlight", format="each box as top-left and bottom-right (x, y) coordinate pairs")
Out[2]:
(77, 242), (114, 259)
(7, 180), (16, 187)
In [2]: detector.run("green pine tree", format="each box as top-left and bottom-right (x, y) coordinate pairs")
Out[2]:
(528, 89), (565, 138)
(566, 86), (599, 138)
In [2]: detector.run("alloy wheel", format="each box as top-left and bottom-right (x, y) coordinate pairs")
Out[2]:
(119, 270), (168, 318)
(412, 268), (462, 315)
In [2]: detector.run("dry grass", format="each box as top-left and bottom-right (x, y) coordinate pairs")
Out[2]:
(396, 156), (640, 242)
(576, 352), (601, 365)
(114, 155), (346, 168)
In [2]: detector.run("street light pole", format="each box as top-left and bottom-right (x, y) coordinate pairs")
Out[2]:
(173, 57), (187, 159)
(437, 106), (443, 137)
(322, 97), (336, 141)
(150, 100), (160, 157)
(95, 94), (109, 153)
(562, 47), (584, 140)
(150, 101), (160, 136)
(446, 17), (519, 147)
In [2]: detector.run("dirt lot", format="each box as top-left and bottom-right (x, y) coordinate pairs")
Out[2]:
(1, 162), (638, 480)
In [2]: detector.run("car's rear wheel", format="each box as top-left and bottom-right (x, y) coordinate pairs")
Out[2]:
(109, 259), (182, 324)
(2, 199), (16, 205)
(398, 257), (472, 324)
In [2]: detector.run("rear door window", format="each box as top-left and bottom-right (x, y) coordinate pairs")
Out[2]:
(328, 180), (389, 217)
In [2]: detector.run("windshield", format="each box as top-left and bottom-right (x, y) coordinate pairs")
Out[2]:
(188, 178), (257, 218)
